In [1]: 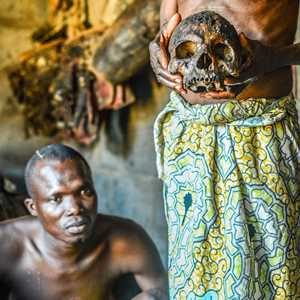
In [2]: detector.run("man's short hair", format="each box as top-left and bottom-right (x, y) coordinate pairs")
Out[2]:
(25, 144), (91, 197)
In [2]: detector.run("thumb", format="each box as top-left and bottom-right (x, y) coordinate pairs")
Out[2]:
(163, 13), (181, 40)
(160, 34), (169, 69)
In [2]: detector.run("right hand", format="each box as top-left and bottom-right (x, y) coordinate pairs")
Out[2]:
(149, 13), (186, 95)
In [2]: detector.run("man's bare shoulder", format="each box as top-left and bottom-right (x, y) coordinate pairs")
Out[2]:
(93, 214), (162, 277)
(0, 216), (39, 257)
(93, 214), (155, 254)
(0, 216), (38, 248)
(0, 215), (39, 233)
(94, 214), (149, 240)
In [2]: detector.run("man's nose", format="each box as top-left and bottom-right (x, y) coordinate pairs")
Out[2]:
(65, 196), (82, 216)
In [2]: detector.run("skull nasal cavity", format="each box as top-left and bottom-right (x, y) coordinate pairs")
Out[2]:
(197, 54), (212, 69)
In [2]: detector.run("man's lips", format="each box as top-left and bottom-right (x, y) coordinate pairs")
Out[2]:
(67, 224), (88, 234)
(64, 216), (90, 232)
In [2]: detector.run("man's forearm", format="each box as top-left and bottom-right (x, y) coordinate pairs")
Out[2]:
(275, 43), (300, 69)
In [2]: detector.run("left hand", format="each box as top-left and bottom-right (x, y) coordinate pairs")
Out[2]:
(224, 32), (278, 87)
(149, 13), (185, 95)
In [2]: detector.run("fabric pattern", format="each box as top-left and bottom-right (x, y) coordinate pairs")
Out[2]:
(154, 92), (300, 300)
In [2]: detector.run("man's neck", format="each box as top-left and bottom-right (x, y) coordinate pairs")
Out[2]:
(40, 230), (85, 269)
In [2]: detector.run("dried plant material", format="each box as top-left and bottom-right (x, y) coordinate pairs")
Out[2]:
(7, 0), (159, 146)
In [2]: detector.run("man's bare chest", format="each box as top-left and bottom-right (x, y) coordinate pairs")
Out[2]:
(10, 252), (114, 300)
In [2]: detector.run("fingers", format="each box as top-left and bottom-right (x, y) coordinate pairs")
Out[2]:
(149, 39), (167, 74)
(156, 73), (186, 94)
(156, 68), (186, 94)
(200, 90), (235, 99)
(150, 41), (185, 93)
(158, 68), (182, 84)
(156, 74), (177, 89)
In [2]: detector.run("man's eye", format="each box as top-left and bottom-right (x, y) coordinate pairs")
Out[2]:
(81, 188), (93, 197)
(49, 196), (62, 203)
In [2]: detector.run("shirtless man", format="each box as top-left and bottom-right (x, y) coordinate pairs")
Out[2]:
(0, 144), (167, 300)
(150, 1), (300, 299)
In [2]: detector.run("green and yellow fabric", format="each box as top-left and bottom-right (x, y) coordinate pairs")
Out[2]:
(154, 91), (300, 299)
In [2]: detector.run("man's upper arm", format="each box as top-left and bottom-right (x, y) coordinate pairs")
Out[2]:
(160, 0), (178, 27)
(0, 223), (24, 300)
(112, 222), (168, 296)
(0, 223), (21, 272)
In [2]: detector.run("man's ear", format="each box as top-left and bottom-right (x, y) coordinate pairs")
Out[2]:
(24, 198), (38, 216)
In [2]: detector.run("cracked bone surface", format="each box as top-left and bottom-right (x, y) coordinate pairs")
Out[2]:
(168, 11), (243, 93)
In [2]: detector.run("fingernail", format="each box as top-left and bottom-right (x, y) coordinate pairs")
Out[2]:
(175, 79), (182, 83)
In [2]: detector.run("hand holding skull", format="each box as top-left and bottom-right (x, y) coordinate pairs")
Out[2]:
(224, 33), (278, 87)
(149, 13), (186, 95)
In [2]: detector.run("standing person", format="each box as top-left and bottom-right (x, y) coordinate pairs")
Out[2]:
(0, 144), (167, 300)
(150, 0), (300, 299)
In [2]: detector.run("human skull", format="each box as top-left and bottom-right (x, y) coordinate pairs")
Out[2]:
(168, 11), (243, 93)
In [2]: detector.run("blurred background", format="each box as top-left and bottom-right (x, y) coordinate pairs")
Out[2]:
(0, 0), (299, 267)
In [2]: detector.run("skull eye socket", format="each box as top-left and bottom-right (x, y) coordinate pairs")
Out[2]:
(175, 41), (197, 59)
(214, 43), (233, 62)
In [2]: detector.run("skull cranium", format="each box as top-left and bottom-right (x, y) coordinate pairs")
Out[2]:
(168, 11), (243, 93)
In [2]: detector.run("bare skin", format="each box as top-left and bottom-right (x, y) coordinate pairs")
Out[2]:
(0, 159), (167, 300)
(150, 0), (300, 104)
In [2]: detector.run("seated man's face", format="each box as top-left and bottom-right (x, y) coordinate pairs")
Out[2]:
(29, 159), (97, 244)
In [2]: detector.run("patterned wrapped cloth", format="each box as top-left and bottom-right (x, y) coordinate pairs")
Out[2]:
(154, 91), (300, 300)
